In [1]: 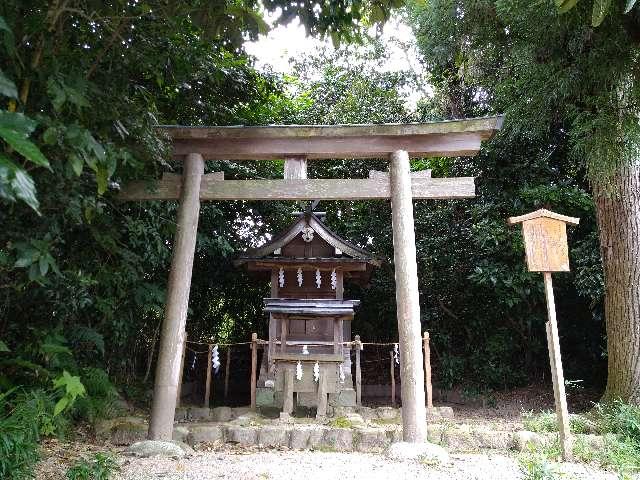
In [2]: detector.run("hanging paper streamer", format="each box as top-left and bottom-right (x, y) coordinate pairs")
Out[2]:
(313, 361), (320, 382)
(315, 269), (321, 288)
(212, 344), (220, 373)
(296, 361), (303, 381)
(393, 344), (400, 365)
(190, 350), (197, 371)
(331, 269), (337, 290)
(339, 364), (345, 383)
(278, 267), (285, 287)
(297, 268), (303, 287)
(302, 345), (309, 355)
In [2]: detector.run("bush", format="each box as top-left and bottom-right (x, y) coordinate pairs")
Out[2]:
(66, 452), (118, 480)
(73, 368), (121, 423)
(0, 389), (56, 480)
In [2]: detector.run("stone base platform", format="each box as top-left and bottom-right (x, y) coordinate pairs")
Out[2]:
(96, 405), (605, 456)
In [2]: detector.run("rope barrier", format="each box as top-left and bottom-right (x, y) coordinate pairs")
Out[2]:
(185, 339), (399, 348)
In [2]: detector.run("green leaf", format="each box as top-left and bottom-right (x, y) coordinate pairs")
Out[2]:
(592, 0), (612, 26)
(0, 16), (10, 33)
(0, 69), (17, 99)
(0, 126), (51, 170)
(96, 165), (109, 195)
(624, 0), (636, 13)
(53, 396), (69, 417)
(11, 167), (40, 213)
(38, 255), (49, 276)
(0, 340), (9, 352)
(558, 0), (580, 14)
(0, 111), (37, 135)
(69, 153), (83, 176)
(0, 155), (40, 212)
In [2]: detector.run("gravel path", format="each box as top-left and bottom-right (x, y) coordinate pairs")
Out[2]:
(114, 449), (618, 480)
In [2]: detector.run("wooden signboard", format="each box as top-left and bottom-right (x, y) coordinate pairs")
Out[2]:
(508, 208), (579, 462)
(509, 209), (578, 272)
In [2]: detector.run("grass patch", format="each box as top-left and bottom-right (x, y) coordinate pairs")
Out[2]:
(66, 452), (118, 480)
(521, 410), (596, 434)
(329, 416), (353, 428)
(518, 445), (560, 480)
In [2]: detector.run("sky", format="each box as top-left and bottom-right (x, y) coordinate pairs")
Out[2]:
(244, 11), (426, 108)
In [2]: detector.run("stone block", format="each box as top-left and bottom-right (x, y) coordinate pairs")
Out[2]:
(174, 407), (189, 422)
(231, 406), (252, 418)
(356, 406), (376, 421)
(227, 426), (258, 445)
(95, 416), (148, 446)
(471, 429), (512, 450)
(513, 431), (545, 451)
(126, 440), (192, 459)
(258, 425), (291, 447)
(172, 426), (189, 443)
(256, 387), (275, 408)
(356, 428), (389, 452)
(189, 407), (211, 421)
(308, 426), (326, 449)
(211, 406), (233, 422)
(322, 428), (353, 451)
(186, 424), (225, 445)
(329, 389), (356, 407)
(376, 406), (399, 420)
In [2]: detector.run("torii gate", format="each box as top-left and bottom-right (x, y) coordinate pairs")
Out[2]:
(119, 116), (504, 443)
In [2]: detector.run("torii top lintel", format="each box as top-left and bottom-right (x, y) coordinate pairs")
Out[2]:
(159, 115), (504, 161)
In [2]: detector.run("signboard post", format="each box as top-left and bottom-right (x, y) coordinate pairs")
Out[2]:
(508, 209), (579, 461)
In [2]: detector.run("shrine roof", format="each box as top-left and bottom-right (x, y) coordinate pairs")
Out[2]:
(234, 212), (382, 267)
(158, 115), (504, 160)
(263, 298), (360, 316)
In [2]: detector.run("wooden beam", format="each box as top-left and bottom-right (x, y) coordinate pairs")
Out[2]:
(119, 176), (475, 201)
(159, 116), (504, 160)
(171, 133), (485, 160)
(117, 171), (224, 201)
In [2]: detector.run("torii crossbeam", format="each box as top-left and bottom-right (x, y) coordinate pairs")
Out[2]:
(119, 116), (504, 443)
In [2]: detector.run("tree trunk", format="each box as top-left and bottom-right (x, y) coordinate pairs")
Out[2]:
(594, 165), (640, 404)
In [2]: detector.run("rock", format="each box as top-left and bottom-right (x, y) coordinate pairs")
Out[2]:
(227, 426), (258, 445)
(189, 407), (211, 421)
(126, 440), (192, 459)
(377, 407), (399, 421)
(211, 406), (233, 422)
(426, 406), (454, 420)
(307, 426), (326, 449)
(513, 431), (545, 451)
(385, 425), (403, 443)
(187, 424), (225, 445)
(471, 429), (513, 450)
(174, 407), (189, 422)
(322, 428), (353, 451)
(258, 426), (291, 447)
(231, 406), (252, 418)
(345, 413), (366, 428)
(356, 406), (376, 421)
(289, 426), (311, 449)
(95, 417), (148, 445)
(172, 426), (189, 443)
(442, 427), (476, 451)
(230, 412), (261, 426)
(356, 428), (389, 452)
(386, 441), (450, 464)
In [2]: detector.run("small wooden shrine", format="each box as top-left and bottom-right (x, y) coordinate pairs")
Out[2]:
(235, 210), (381, 417)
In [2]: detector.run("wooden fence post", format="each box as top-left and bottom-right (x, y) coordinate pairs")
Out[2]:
(423, 332), (433, 409)
(224, 346), (231, 400)
(176, 333), (187, 407)
(250, 333), (258, 410)
(203, 343), (213, 408)
(390, 350), (396, 407)
(354, 335), (362, 406)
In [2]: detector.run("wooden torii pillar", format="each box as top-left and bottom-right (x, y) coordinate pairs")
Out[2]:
(119, 116), (504, 442)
